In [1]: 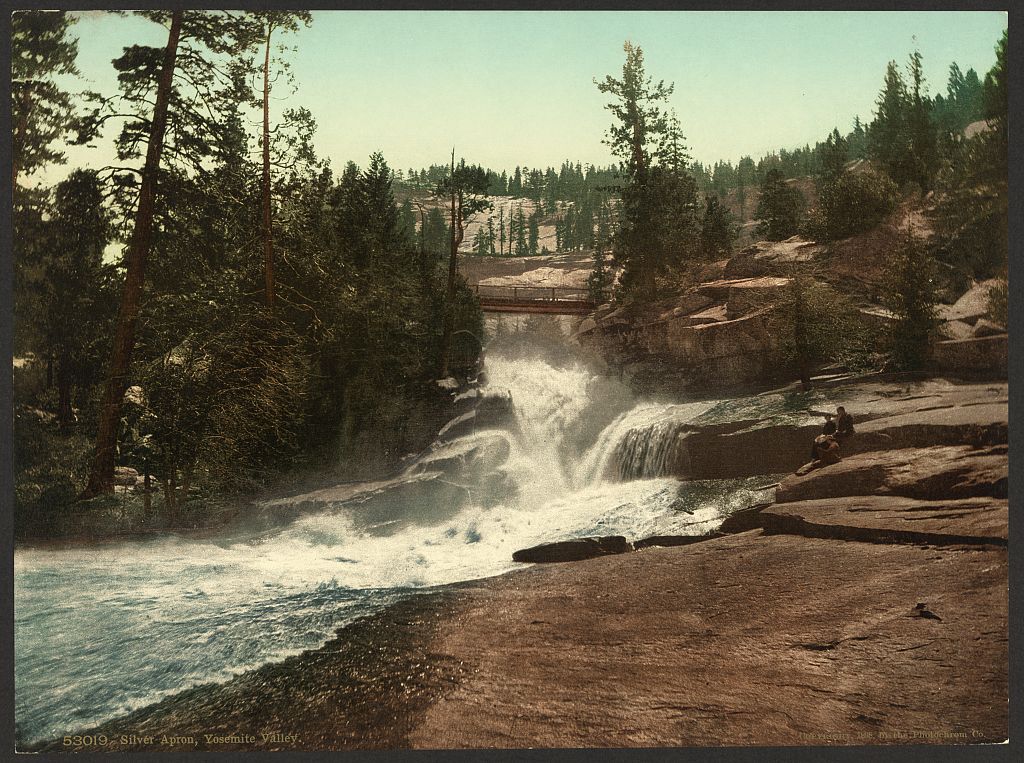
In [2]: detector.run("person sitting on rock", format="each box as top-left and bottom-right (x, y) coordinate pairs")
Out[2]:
(821, 413), (837, 436)
(835, 406), (855, 442)
(812, 434), (841, 466)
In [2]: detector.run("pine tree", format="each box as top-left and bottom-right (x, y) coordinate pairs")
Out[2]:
(11, 10), (87, 188)
(360, 152), (404, 268)
(818, 127), (848, 182)
(498, 207), (506, 256)
(514, 206), (528, 256)
(884, 235), (939, 372)
(84, 11), (259, 496)
(253, 11), (312, 307)
(528, 209), (540, 256)
(906, 48), (938, 190)
(596, 41), (695, 295)
(83, 11), (184, 498)
(594, 41), (673, 182)
(435, 153), (491, 376)
(700, 195), (735, 258)
(755, 168), (804, 241)
(588, 198), (614, 302)
(40, 170), (116, 431)
(869, 60), (912, 185)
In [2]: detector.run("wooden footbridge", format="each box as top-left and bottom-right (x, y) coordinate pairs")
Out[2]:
(471, 284), (607, 315)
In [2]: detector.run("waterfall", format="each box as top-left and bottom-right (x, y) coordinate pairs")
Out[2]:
(14, 350), (747, 746)
(575, 401), (717, 485)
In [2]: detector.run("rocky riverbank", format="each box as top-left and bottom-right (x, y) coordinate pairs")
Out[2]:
(34, 375), (1007, 751)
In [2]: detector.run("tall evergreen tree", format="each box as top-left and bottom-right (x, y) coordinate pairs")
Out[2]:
(818, 128), (849, 182)
(884, 235), (939, 372)
(252, 11), (312, 307)
(596, 41), (697, 295)
(755, 168), (804, 241)
(700, 194), (735, 259)
(10, 10), (88, 187)
(906, 48), (938, 190)
(84, 11), (257, 497)
(869, 60), (912, 186)
(435, 153), (490, 376)
(39, 171), (116, 431)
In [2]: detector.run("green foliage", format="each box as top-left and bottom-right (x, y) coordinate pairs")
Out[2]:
(755, 168), (804, 240)
(595, 41), (673, 179)
(763, 272), (877, 386)
(817, 128), (848, 182)
(135, 300), (310, 503)
(700, 194), (735, 258)
(983, 30), (1007, 126)
(11, 10), (88, 180)
(931, 33), (1007, 285)
(986, 279), (1008, 327)
(806, 170), (898, 241)
(13, 402), (95, 535)
(588, 198), (614, 302)
(883, 235), (940, 372)
(596, 42), (700, 295)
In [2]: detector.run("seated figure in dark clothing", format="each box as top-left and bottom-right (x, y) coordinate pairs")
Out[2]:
(821, 413), (837, 436)
(811, 434), (841, 465)
(835, 406), (855, 441)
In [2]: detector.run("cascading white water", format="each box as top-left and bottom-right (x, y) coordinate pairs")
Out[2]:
(14, 351), (773, 746)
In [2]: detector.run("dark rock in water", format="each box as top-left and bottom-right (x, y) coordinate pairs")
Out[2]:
(512, 536), (632, 564)
(436, 390), (515, 442)
(633, 533), (721, 550)
(718, 503), (772, 534)
(476, 389), (514, 426)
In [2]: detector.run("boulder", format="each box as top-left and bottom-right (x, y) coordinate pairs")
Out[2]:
(938, 320), (975, 340)
(725, 277), (791, 318)
(722, 254), (771, 279)
(931, 335), (1008, 377)
(761, 495), (1007, 546)
(685, 303), (728, 325)
(972, 319), (1006, 338)
(717, 503), (772, 534)
(113, 466), (139, 486)
(410, 433), (511, 480)
(512, 536), (632, 563)
(671, 290), (716, 317)
(936, 279), (1001, 324)
(775, 446), (1008, 504)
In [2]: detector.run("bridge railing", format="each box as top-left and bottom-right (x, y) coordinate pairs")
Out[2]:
(472, 284), (609, 304)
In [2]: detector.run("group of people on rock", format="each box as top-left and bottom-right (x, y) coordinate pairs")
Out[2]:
(809, 406), (855, 466)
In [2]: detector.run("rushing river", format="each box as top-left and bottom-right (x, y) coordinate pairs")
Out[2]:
(14, 352), (778, 745)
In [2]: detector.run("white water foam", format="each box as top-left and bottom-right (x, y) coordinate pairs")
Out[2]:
(15, 352), (745, 745)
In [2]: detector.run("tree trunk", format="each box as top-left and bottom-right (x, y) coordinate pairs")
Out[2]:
(81, 11), (182, 499)
(261, 25), (275, 308)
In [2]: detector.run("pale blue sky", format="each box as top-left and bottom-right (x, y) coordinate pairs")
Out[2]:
(49, 10), (1008, 182)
